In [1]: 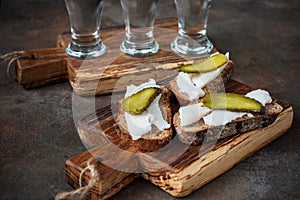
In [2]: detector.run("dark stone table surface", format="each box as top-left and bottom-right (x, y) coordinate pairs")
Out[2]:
(1, 0), (299, 199)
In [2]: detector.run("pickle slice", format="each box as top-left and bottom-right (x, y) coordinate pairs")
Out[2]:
(201, 93), (265, 113)
(179, 53), (228, 73)
(122, 87), (162, 115)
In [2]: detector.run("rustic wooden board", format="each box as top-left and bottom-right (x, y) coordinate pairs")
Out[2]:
(66, 148), (139, 200)
(16, 48), (68, 89)
(64, 19), (223, 96)
(65, 79), (293, 199)
(13, 18), (178, 90)
(57, 18), (178, 49)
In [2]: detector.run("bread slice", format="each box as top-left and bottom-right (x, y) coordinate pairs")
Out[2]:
(173, 101), (283, 145)
(116, 86), (173, 152)
(170, 60), (234, 105)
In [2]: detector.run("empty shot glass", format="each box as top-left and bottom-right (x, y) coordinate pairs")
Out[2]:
(120, 0), (159, 57)
(171, 0), (213, 56)
(64, 0), (106, 59)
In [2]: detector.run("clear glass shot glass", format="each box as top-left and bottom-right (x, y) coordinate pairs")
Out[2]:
(171, 0), (213, 56)
(64, 0), (106, 59)
(120, 0), (159, 57)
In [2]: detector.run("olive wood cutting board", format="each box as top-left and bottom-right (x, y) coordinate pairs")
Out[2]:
(65, 79), (293, 199)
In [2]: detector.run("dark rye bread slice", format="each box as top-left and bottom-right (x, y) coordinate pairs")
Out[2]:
(170, 60), (234, 105)
(173, 101), (283, 145)
(116, 86), (173, 152)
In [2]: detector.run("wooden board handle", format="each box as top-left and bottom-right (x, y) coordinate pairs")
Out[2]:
(15, 48), (68, 89)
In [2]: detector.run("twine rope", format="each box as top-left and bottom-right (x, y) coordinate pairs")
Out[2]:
(55, 158), (99, 200)
(0, 50), (31, 80)
(0, 50), (67, 80)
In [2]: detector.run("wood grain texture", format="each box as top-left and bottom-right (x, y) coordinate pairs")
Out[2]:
(141, 102), (293, 197)
(14, 18), (177, 90)
(66, 47), (226, 96)
(57, 18), (178, 49)
(64, 18), (224, 96)
(66, 148), (139, 200)
(16, 48), (68, 89)
(65, 79), (293, 199)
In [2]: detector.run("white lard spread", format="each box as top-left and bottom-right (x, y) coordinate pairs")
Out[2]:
(179, 89), (272, 127)
(179, 103), (211, 126)
(203, 110), (253, 126)
(176, 52), (230, 101)
(245, 89), (272, 106)
(124, 79), (170, 140)
(176, 72), (205, 101)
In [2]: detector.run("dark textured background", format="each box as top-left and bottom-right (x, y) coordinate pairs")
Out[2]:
(1, 0), (299, 199)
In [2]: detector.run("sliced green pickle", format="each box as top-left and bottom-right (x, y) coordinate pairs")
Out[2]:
(179, 53), (228, 73)
(122, 87), (162, 115)
(201, 92), (265, 113)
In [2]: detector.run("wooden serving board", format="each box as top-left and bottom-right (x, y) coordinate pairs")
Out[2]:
(16, 48), (68, 89)
(65, 79), (293, 199)
(13, 18), (178, 90)
(64, 19), (221, 96)
(13, 18), (220, 95)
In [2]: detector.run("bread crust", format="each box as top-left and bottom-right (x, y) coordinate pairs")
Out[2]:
(116, 86), (173, 152)
(174, 101), (283, 145)
(170, 60), (234, 106)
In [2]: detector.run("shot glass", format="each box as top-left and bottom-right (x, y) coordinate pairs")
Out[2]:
(120, 0), (159, 57)
(64, 0), (106, 59)
(171, 0), (213, 56)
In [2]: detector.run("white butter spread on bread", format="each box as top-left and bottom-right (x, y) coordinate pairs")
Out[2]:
(245, 89), (272, 106)
(176, 52), (230, 100)
(179, 88), (273, 127)
(179, 103), (211, 126)
(203, 110), (253, 126)
(125, 79), (160, 98)
(147, 94), (170, 131)
(124, 79), (170, 140)
(125, 112), (152, 140)
(191, 66), (224, 88)
(176, 72), (205, 101)
(191, 52), (230, 88)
